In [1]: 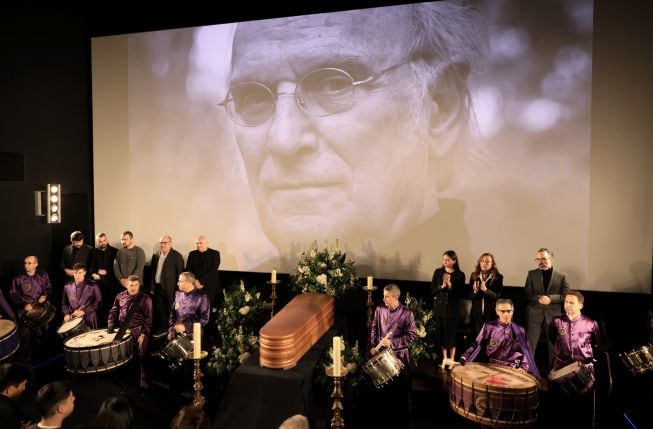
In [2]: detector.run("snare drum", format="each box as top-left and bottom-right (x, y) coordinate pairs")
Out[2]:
(161, 334), (193, 369)
(57, 317), (88, 339)
(450, 363), (539, 428)
(619, 344), (653, 376)
(0, 320), (19, 363)
(63, 328), (133, 374)
(362, 348), (404, 388)
(548, 361), (594, 396)
(22, 301), (56, 329)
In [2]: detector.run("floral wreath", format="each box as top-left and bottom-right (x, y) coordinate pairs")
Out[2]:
(403, 292), (440, 363)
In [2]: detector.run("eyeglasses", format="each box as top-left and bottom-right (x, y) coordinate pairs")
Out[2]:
(159, 241), (171, 244)
(219, 59), (413, 127)
(535, 258), (550, 262)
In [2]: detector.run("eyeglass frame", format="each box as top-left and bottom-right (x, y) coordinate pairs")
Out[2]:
(218, 58), (415, 127)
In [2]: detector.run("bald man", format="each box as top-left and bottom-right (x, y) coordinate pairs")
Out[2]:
(185, 236), (221, 306)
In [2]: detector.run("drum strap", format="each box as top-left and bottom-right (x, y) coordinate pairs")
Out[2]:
(114, 293), (144, 343)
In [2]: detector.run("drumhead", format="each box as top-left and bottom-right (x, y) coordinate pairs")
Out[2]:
(57, 317), (83, 334)
(64, 329), (131, 348)
(452, 363), (538, 389)
(0, 319), (17, 336)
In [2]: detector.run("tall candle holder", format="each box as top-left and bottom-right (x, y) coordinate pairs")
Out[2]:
(186, 350), (208, 409)
(326, 365), (348, 429)
(266, 280), (280, 318)
(362, 285), (377, 338)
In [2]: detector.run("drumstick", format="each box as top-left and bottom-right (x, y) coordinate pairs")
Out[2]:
(374, 331), (393, 352)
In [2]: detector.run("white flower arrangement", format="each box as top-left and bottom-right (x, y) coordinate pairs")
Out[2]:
(207, 280), (268, 376)
(290, 246), (357, 297)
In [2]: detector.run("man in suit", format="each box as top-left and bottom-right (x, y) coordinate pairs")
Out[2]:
(524, 248), (570, 363)
(149, 235), (184, 333)
(185, 235), (221, 306)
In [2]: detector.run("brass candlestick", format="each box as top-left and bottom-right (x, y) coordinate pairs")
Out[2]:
(362, 285), (377, 337)
(267, 280), (280, 318)
(326, 366), (348, 429)
(186, 350), (208, 409)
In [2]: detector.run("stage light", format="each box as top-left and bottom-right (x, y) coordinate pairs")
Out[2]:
(34, 183), (62, 223)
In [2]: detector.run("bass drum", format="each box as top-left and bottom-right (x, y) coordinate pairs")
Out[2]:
(63, 329), (133, 374)
(362, 348), (404, 388)
(0, 319), (19, 363)
(450, 363), (539, 428)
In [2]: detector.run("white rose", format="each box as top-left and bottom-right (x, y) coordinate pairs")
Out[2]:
(316, 274), (327, 285)
(239, 306), (250, 315)
(245, 292), (252, 302)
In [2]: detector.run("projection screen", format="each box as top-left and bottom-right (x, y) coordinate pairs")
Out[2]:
(90, 0), (652, 293)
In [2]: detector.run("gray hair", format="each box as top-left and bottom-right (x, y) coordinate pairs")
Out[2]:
(384, 283), (401, 298)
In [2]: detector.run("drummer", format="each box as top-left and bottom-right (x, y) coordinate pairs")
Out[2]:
(62, 263), (102, 329)
(458, 299), (540, 379)
(369, 284), (417, 427)
(548, 290), (601, 378)
(107, 275), (152, 389)
(168, 272), (210, 342)
(545, 291), (601, 426)
(9, 255), (53, 363)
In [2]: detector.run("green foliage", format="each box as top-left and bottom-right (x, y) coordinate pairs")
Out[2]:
(206, 280), (269, 376)
(290, 246), (357, 297)
(403, 292), (439, 363)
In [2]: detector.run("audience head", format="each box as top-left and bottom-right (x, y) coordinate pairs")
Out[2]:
(34, 381), (75, 422)
(0, 362), (32, 399)
(169, 405), (210, 429)
(92, 396), (133, 429)
(279, 414), (310, 429)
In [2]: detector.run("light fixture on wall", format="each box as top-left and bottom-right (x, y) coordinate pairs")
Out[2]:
(34, 184), (62, 223)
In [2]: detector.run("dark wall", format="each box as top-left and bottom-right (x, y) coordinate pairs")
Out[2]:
(1, 2), (651, 350)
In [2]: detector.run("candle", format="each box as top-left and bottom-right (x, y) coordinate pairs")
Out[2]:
(367, 276), (373, 288)
(193, 323), (201, 358)
(336, 238), (339, 249)
(332, 336), (341, 376)
(271, 269), (277, 283)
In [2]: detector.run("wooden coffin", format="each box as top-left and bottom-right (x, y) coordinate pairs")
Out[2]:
(259, 293), (334, 369)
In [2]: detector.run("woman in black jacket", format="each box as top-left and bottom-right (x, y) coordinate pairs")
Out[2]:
(431, 250), (465, 369)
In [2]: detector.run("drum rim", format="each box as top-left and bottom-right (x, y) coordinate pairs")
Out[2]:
(0, 319), (17, 334)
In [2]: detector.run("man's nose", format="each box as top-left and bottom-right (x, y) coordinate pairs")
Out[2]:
(266, 90), (318, 157)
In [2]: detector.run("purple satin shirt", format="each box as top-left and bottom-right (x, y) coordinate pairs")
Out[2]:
(169, 289), (210, 337)
(461, 320), (540, 378)
(370, 304), (417, 367)
(62, 280), (102, 329)
(10, 271), (52, 316)
(549, 313), (600, 372)
(108, 290), (153, 342)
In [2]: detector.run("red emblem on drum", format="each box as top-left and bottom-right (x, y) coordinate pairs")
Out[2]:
(559, 327), (566, 335)
(22, 283), (32, 292)
(482, 374), (509, 385)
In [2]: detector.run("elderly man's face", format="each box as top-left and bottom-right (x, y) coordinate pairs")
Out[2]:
(229, 11), (439, 250)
